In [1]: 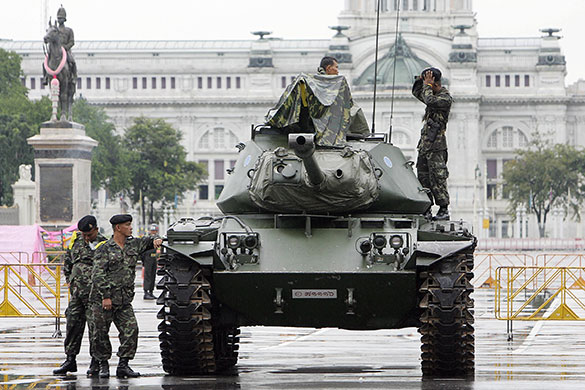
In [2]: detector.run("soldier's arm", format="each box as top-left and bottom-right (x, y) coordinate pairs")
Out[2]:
(64, 29), (74, 51)
(92, 247), (111, 301)
(421, 86), (452, 110)
(62, 248), (73, 283)
(135, 235), (156, 255)
(411, 77), (425, 103)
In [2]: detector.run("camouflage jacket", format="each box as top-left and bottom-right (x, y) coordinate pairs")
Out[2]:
(90, 236), (154, 305)
(412, 78), (452, 153)
(63, 232), (108, 299)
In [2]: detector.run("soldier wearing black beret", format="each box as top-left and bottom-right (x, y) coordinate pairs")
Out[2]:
(54, 215), (107, 376)
(90, 214), (162, 378)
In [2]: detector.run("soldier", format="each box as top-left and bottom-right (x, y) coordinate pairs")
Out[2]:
(142, 224), (159, 300)
(317, 56), (339, 75)
(53, 215), (107, 376)
(90, 214), (162, 378)
(412, 67), (453, 221)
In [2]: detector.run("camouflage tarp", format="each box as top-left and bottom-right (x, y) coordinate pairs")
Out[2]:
(265, 74), (369, 146)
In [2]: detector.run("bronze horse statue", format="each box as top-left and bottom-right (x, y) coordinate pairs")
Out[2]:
(43, 20), (76, 122)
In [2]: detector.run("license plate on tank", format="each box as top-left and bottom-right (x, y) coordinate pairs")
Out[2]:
(292, 289), (337, 299)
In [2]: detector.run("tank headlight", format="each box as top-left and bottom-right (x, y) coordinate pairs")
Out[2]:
(243, 235), (259, 249)
(389, 235), (403, 249)
(359, 240), (372, 254)
(227, 235), (241, 248)
(372, 235), (387, 249)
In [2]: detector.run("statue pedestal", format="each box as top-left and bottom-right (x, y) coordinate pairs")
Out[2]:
(27, 121), (98, 228)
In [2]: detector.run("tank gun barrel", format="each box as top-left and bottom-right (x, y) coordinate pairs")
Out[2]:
(288, 133), (324, 186)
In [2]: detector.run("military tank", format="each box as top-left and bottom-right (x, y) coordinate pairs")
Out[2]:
(156, 73), (476, 378)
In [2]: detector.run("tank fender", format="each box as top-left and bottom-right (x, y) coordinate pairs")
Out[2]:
(162, 242), (215, 266)
(414, 240), (474, 267)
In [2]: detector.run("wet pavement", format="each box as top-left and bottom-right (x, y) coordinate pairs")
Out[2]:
(2, 278), (585, 389)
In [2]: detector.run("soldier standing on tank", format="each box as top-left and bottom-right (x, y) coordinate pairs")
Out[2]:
(90, 214), (162, 378)
(412, 67), (452, 221)
(317, 56), (339, 75)
(142, 224), (159, 300)
(44, 6), (77, 86)
(53, 215), (107, 376)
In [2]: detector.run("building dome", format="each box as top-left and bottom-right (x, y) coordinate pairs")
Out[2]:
(354, 35), (433, 89)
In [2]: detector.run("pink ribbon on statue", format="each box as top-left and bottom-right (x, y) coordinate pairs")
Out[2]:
(43, 47), (67, 77)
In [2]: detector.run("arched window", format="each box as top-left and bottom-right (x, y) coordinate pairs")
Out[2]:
(485, 126), (529, 150)
(198, 127), (239, 150)
(392, 131), (411, 147)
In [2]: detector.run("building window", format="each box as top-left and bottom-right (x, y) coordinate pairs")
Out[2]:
(230, 160), (237, 169)
(487, 131), (498, 148)
(495, 75), (500, 87)
(487, 159), (497, 179)
(207, 77), (212, 89)
(77, 77), (82, 89)
(198, 77), (203, 89)
(226, 77), (231, 89)
(106, 77), (111, 89)
(487, 184), (497, 200)
(214, 185), (224, 199)
(161, 77), (166, 89)
(217, 77), (222, 89)
(502, 126), (514, 148)
(214, 160), (225, 180)
(20, 77), (25, 86)
(152, 77), (157, 89)
(402, 0), (408, 9)
(213, 128), (226, 149)
(171, 77), (176, 89)
(40, 77), (45, 89)
(86, 77), (92, 89)
(132, 77), (137, 89)
(198, 185), (208, 200)
(236, 76), (241, 89)
(518, 131), (528, 147)
(485, 75), (491, 87)
(501, 220), (512, 238)
(96, 77), (101, 89)
(515, 75), (520, 87)
(199, 160), (209, 177)
(524, 75), (530, 87)
(281, 76), (287, 88)
(142, 77), (147, 89)
(505, 75), (510, 87)
(30, 77), (36, 89)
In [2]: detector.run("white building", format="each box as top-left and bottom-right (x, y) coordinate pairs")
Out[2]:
(3, 0), (585, 239)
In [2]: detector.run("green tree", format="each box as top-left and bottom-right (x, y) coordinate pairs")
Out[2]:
(124, 117), (205, 226)
(0, 48), (51, 205)
(503, 134), (585, 237)
(72, 98), (129, 195)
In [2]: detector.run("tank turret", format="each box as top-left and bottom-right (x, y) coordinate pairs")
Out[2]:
(287, 133), (324, 186)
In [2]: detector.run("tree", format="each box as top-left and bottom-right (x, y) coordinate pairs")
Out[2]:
(72, 98), (129, 195)
(124, 117), (205, 226)
(503, 134), (585, 237)
(0, 49), (51, 205)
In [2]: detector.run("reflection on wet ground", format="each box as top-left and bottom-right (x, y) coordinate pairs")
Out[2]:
(2, 289), (585, 389)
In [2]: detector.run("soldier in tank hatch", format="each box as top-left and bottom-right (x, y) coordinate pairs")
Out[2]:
(89, 214), (162, 378)
(412, 67), (452, 221)
(317, 56), (339, 75)
(54, 215), (107, 376)
(141, 224), (160, 300)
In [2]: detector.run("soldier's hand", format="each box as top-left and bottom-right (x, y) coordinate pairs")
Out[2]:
(423, 70), (435, 86)
(153, 238), (163, 249)
(102, 298), (112, 311)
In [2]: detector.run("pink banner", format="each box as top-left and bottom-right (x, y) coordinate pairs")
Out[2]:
(0, 225), (47, 263)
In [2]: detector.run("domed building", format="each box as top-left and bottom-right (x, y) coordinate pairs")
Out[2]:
(3, 0), (585, 243)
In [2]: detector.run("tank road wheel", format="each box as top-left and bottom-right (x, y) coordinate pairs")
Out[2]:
(418, 252), (475, 378)
(156, 253), (240, 375)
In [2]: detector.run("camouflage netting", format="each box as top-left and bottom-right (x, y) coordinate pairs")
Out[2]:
(265, 74), (370, 146)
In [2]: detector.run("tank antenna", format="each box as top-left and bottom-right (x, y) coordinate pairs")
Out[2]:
(388, 0), (401, 143)
(371, 0), (382, 134)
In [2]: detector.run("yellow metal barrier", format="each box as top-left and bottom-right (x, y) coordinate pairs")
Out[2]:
(536, 254), (585, 288)
(0, 263), (67, 337)
(473, 253), (535, 288)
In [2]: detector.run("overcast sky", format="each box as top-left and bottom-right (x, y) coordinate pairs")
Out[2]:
(1, 0), (583, 83)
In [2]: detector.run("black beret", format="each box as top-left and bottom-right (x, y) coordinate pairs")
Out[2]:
(78, 215), (97, 232)
(421, 67), (442, 83)
(109, 214), (132, 225)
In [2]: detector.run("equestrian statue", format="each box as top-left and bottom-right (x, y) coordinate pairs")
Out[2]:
(43, 6), (77, 122)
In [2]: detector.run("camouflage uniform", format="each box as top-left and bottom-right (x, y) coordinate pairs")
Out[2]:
(89, 236), (154, 361)
(412, 78), (452, 208)
(62, 231), (107, 357)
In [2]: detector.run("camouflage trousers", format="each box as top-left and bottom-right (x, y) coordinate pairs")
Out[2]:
(63, 294), (92, 356)
(416, 150), (450, 207)
(90, 302), (139, 361)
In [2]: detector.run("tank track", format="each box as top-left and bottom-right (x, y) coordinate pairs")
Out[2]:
(418, 243), (475, 378)
(156, 253), (240, 375)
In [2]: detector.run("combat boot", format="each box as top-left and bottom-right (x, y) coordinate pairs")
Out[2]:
(143, 291), (156, 300)
(53, 355), (77, 375)
(434, 206), (450, 221)
(116, 357), (140, 378)
(86, 357), (99, 377)
(98, 360), (110, 378)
